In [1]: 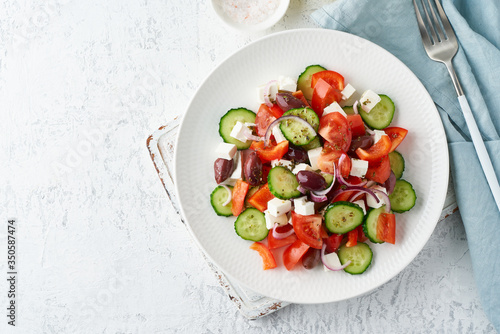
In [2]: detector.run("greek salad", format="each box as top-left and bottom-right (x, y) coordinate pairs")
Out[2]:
(210, 65), (417, 274)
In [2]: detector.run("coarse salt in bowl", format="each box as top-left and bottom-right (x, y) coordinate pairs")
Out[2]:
(211, 0), (290, 32)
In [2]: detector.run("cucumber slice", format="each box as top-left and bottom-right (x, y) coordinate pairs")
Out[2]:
(234, 208), (268, 241)
(321, 172), (334, 187)
(244, 186), (259, 208)
(268, 166), (301, 199)
(342, 106), (355, 115)
(388, 151), (405, 179)
(210, 185), (233, 216)
(363, 206), (388, 244)
(324, 201), (365, 234)
(301, 136), (322, 150)
(297, 65), (327, 101)
(219, 108), (256, 150)
(338, 242), (373, 275)
(389, 180), (417, 213)
(359, 94), (395, 129)
(279, 108), (319, 146)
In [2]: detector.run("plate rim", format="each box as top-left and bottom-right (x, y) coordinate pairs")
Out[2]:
(173, 28), (449, 304)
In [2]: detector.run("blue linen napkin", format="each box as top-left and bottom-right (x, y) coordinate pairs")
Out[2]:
(312, 0), (500, 330)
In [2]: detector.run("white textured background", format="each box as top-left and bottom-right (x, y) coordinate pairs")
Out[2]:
(0, 0), (496, 333)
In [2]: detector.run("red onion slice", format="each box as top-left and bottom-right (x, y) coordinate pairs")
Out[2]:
(353, 100), (359, 115)
(263, 80), (277, 107)
(297, 185), (308, 194)
(331, 186), (379, 203)
(370, 188), (391, 213)
(336, 154), (367, 187)
(384, 171), (396, 194)
(272, 223), (295, 240)
(242, 127), (262, 142)
(321, 243), (351, 271)
(220, 184), (232, 206)
(264, 115), (317, 146)
(310, 192), (328, 203)
(311, 171), (335, 196)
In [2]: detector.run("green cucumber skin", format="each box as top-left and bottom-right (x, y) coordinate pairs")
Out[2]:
(389, 180), (417, 213)
(324, 201), (365, 234)
(267, 166), (301, 200)
(219, 108), (256, 150)
(362, 206), (386, 244)
(210, 186), (233, 216)
(388, 151), (405, 179)
(359, 94), (395, 130)
(234, 208), (268, 241)
(297, 65), (327, 101)
(280, 108), (319, 146)
(338, 242), (373, 275)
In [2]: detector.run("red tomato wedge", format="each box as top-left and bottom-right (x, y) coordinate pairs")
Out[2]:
(324, 233), (343, 253)
(311, 78), (342, 117)
(346, 114), (366, 137)
(247, 184), (274, 212)
(317, 142), (344, 174)
(356, 225), (368, 242)
(283, 239), (310, 271)
(376, 212), (396, 244)
(292, 90), (310, 107)
(250, 140), (289, 162)
(291, 212), (323, 249)
(311, 70), (345, 91)
(255, 104), (277, 137)
(366, 154), (391, 184)
(331, 176), (364, 202)
(318, 112), (352, 152)
(269, 103), (285, 119)
(346, 229), (358, 247)
(355, 135), (391, 162)
(250, 242), (277, 270)
(231, 180), (249, 216)
(267, 225), (297, 250)
(384, 127), (408, 153)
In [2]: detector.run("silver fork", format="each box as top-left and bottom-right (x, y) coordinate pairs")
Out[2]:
(413, 0), (500, 211)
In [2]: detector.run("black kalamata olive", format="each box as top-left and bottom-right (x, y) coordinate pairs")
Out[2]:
(302, 248), (321, 270)
(243, 151), (263, 186)
(296, 170), (327, 191)
(347, 135), (374, 158)
(282, 146), (309, 163)
(276, 92), (307, 112)
(214, 158), (234, 184)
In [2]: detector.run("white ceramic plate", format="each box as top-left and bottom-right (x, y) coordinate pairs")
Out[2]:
(174, 29), (449, 304)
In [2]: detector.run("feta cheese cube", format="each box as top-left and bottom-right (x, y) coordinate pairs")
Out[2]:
(294, 196), (307, 204)
(341, 83), (356, 100)
(229, 121), (249, 143)
(351, 199), (367, 215)
(265, 211), (288, 229)
(294, 200), (315, 216)
(360, 90), (381, 113)
(307, 147), (323, 170)
(322, 101), (347, 118)
(257, 81), (279, 103)
(323, 252), (342, 272)
(278, 75), (297, 92)
(350, 158), (369, 178)
(215, 142), (237, 160)
(292, 163), (313, 174)
(271, 159), (293, 170)
(366, 185), (387, 209)
(267, 198), (292, 217)
(272, 126), (287, 143)
(373, 130), (388, 144)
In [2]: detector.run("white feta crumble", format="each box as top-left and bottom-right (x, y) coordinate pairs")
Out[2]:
(272, 125), (287, 143)
(366, 185), (387, 209)
(215, 142), (238, 160)
(267, 198), (292, 217)
(292, 163), (313, 175)
(294, 199), (315, 216)
(307, 147), (323, 170)
(265, 211), (288, 230)
(278, 75), (297, 92)
(350, 158), (369, 178)
(360, 90), (381, 113)
(341, 83), (356, 101)
(229, 121), (249, 143)
(322, 101), (347, 118)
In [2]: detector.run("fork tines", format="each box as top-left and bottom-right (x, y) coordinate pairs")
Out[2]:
(413, 0), (457, 46)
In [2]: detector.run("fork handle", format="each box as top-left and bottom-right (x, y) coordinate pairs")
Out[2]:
(458, 95), (500, 211)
